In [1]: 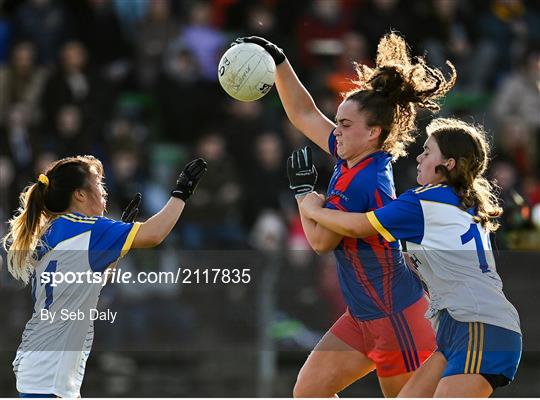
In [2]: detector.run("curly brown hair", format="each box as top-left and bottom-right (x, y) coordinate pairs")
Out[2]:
(427, 118), (502, 232)
(344, 33), (457, 159)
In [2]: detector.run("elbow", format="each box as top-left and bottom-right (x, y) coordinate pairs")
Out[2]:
(149, 233), (166, 247)
(141, 232), (166, 248)
(311, 241), (335, 255)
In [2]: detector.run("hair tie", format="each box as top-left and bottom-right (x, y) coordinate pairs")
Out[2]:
(38, 174), (49, 187)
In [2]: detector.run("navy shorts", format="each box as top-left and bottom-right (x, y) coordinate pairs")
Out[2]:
(436, 309), (522, 388)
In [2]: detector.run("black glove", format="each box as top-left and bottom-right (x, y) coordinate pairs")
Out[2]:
(233, 36), (286, 65)
(287, 146), (318, 198)
(121, 193), (142, 223)
(171, 158), (208, 201)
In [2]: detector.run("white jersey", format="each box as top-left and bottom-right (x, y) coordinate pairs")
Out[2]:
(367, 184), (521, 334)
(14, 213), (139, 397)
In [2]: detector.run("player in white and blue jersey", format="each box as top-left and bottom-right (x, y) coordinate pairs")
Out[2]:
(299, 118), (521, 397)
(3, 155), (207, 398)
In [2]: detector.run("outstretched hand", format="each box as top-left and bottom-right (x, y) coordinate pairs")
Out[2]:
(121, 193), (142, 223)
(171, 158), (208, 202)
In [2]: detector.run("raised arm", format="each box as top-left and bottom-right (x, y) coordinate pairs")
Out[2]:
(237, 37), (335, 153)
(275, 61), (335, 153)
(132, 158), (207, 248)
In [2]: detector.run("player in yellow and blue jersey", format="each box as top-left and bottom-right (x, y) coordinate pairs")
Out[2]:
(3, 155), (207, 398)
(300, 118), (522, 397)
(239, 33), (456, 396)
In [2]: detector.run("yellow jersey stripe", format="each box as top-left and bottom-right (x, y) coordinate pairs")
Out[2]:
(121, 222), (141, 257)
(366, 211), (396, 242)
(61, 215), (95, 224)
(476, 323), (485, 374)
(414, 184), (432, 193)
(414, 183), (445, 194)
(66, 213), (98, 221)
(464, 322), (473, 373)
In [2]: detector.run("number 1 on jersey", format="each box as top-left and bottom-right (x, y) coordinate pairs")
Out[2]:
(461, 223), (490, 273)
(41, 260), (57, 310)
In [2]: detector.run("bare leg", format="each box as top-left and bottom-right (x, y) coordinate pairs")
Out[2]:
(434, 374), (493, 397)
(293, 331), (375, 397)
(378, 372), (414, 397)
(398, 351), (447, 397)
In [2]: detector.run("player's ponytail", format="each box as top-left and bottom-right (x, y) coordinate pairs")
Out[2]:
(344, 33), (456, 159)
(3, 155), (104, 284)
(427, 118), (502, 232)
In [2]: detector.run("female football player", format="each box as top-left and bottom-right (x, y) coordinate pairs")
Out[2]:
(236, 33), (455, 396)
(300, 118), (522, 397)
(3, 155), (207, 398)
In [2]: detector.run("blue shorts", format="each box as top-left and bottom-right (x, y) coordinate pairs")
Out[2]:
(19, 394), (56, 398)
(436, 309), (522, 388)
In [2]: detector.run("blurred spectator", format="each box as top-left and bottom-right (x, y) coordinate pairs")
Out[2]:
(112, 0), (149, 39)
(0, 104), (38, 183)
(156, 46), (222, 143)
(178, 1), (226, 81)
(296, 0), (352, 71)
(325, 31), (372, 98)
(134, 0), (179, 88)
(494, 117), (536, 176)
(73, 0), (132, 83)
(242, 132), (289, 228)
(0, 11), (11, 64)
(40, 40), (107, 135)
(354, 0), (416, 58)
(107, 148), (146, 213)
(241, 3), (283, 45)
(492, 44), (540, 130)
(0, 41), (47, 124)
(49, 104), (92, 157)
(419, 0), (489, 92)
(477, 0), (540, 84)
(179, 132), (246, 249)
(222, 99), (267, 166)
(105, 110), (150, 153)
(12, 0), (70, 65)
(490, 159), (532, 247)
(0, 156), (16, 224)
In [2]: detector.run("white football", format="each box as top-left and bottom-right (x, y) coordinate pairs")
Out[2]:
(217, 42), (276, 102)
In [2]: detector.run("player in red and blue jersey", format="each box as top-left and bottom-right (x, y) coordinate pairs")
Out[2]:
(238, 33), (456, 396)
(299, 118), (522, 397)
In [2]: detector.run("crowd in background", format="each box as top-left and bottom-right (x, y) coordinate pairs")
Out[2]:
(0, 0), (540, 385)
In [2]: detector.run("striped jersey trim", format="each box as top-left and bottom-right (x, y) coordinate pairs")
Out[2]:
(366, 211), (396, 242)
(414, 184), (447, 194)
(60, 215), (95, 224)
(121, 222), (141, 257)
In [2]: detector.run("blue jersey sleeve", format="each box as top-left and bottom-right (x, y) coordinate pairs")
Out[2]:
(366, 189), (424, 243)
(88, 217), (141, 272)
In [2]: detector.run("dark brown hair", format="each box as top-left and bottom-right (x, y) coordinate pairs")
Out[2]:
(344, 33), (457, 159)
(427, 118), (502, 231)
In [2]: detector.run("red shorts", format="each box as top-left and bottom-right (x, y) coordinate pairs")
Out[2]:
(330, 295), (436, 377)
